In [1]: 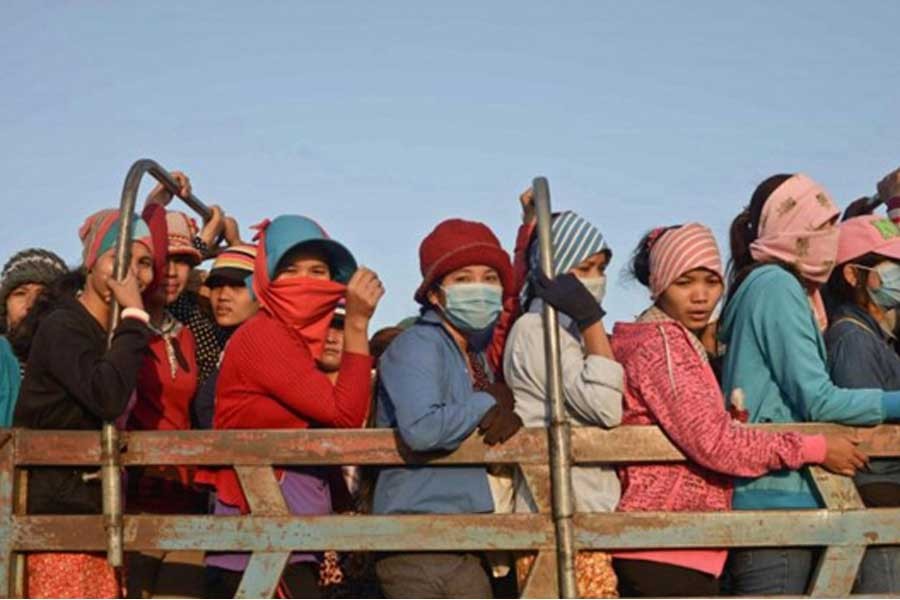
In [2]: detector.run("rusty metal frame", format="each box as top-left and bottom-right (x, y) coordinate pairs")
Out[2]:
(2, 424), (898, 598)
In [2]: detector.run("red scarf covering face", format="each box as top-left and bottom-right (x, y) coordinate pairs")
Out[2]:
(252, 220), (346, 358)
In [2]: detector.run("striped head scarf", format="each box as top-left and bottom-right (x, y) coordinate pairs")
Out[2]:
(524, 211), (609, 304)
(79, 209), (154, 269)
(649, 223), (723, 300)
(165, 211), (202, 264)
(205, 244), (257, 288)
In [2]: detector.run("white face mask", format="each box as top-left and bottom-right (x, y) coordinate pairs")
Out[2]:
(578, 275), (607, 305)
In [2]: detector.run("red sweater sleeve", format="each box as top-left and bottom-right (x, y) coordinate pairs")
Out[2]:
(631, 323), (817, 477)
(486, 222), (534, 375)
(235, 319), (373, 428)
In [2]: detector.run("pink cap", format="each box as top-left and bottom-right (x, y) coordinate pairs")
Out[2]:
(836, 215), (900, 265)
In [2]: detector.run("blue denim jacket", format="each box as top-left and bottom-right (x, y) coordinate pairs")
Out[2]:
(825, 302), (900, 487)
(372, 310), (496, 514)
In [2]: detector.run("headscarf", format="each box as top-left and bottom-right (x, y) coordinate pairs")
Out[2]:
(649, 223), (723, 299)
(523, 211), (609, 305)
(251, 215), (356, 358)
(165, 211), (203, 265)
(79, 209), (154, 269)
(749, 174), (840, 330)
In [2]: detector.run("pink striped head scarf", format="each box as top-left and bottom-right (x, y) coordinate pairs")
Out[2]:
(649, 223), (724, 299)
(749, 173), (840, 284)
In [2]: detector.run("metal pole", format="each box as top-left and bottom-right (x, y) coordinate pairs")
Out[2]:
(532, 176), (577, 598)
(102, 159), (215, 567)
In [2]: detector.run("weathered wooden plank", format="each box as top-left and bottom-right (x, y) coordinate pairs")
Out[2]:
(10, 424), (898, 466)
(13, 509), (899, 553)
(519, 465), (551, 513)
(520, 550), (558, 598)
(235, 552), (288, 599)
(808, 545), (866, 598)
(16, 514), (554, 552)
(12, 468), (28, 598)
(574, 510), (898, 549)
(0, 433), (14, 598)
(235, 466), (288, 515)
(809, 466), (865, 511)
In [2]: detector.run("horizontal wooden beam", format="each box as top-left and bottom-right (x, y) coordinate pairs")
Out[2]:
(9, 424), (899, 466)
(10, 508), (898, 553)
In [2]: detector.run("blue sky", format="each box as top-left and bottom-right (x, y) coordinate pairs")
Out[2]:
(1, 1), (898, 328)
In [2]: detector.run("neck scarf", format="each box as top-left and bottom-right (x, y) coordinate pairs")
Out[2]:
(252, 220), (345, 359)
(637, 305), (709, 362)
(648, 223), (723, 300)
(749, 174), (840, 330)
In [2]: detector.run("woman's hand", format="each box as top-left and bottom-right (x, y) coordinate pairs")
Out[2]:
(877, 167), (900, 201)
(107, 274), (145, 311)
(199, 205), (225, 247)
(520, 187), (536, 225)
(345, 267), (384, 324)
(821, 433), (868, 476)
(145, 170), (192, 207)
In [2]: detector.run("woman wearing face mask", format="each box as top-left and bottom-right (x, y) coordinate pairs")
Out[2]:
(609, 223), (863, 598)
(720, 173), (900, 596)
(203, 215), (382, 599)
(372, 218), (524, 599)
(503, 210), (622, 598)
(14, 209), (155, 598)
(823, 214), (900, 594)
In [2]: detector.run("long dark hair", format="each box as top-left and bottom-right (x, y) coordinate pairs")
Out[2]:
(824, 252), (883, 315)
(726, 174), (801, 303)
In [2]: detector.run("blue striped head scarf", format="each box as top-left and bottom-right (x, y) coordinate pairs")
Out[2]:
(523, 211), (609, 306)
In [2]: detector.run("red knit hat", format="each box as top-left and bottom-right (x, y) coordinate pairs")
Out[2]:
(414, 219), (513, 304)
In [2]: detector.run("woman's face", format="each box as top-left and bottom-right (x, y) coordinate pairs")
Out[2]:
(657, 268), (724, 332)
(5, 283), (44, 331)
(274, 248), (331, 282)
(426, 264), (501, 306)
(164, 256), (194, 304)
(210, 283), (259, 327)
(568, 251), (609, 279)
(89, 242), (154, 301)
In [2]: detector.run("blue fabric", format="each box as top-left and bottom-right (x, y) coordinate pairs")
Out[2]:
(262, 215), (357, 283)
(719, 265), (884, 510)
(725, 548), (814, 595)
(0, 336), (20, 427)
(98, 215), (152, 259)
(883, 391), (900, 420)
(855, 546), (900, 594)
(373, 310), (496, 515)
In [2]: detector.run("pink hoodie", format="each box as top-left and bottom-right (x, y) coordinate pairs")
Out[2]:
(610, 314), (826, 576)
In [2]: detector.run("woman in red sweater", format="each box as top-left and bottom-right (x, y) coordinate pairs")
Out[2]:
(609, 223), (865, 597)
(204, 214), (383, 598)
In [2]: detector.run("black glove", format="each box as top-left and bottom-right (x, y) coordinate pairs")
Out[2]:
(478, 404), (523, 445)
(533, 272), (605, 330)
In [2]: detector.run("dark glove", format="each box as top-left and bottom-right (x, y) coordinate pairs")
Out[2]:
(478, 404), (523, 445)
(533, 272), (605, 329)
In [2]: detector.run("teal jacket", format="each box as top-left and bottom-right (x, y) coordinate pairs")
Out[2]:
(0, 336), (21, 427)
(720, 265), (886, 509)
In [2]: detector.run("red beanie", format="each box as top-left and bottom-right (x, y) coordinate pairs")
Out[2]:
(414, 219), (513, 304)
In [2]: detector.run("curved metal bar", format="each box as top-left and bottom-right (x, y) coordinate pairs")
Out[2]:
(532, 176), (577, 598)
(102, 159), (213, 567)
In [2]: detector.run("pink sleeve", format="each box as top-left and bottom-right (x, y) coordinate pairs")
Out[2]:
(486, 222), (535, 376)
(632, 325), (812, 477)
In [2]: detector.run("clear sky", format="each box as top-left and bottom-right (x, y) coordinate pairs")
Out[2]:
(2, 1), (898, 328)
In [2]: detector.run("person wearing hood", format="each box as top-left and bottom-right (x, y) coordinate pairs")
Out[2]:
(503, 208), (622, 598)
(823, 214), (900, 594)
(14, 209), (156, 598)
(202, 215), (382, 599)
(372, 216), (527, 599)
(192, 244), (259, 429)
(719, 172), (900, 595)
(610, 223), (862, 598)
(0, 248), (69, 426)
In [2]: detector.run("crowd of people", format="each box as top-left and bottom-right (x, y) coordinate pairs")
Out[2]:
(1, 166), (899, 599)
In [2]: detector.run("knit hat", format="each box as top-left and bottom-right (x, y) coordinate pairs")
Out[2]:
(166, 211), (203, 265)
(648, 223), (723, 299)
(836, 215), (900, 265)
(258, 215), (357, 284)
(0, 248), (69, 328)
(79, 209), (154, 270)
(414, 219), (513, 304)
(205, 244), (257, 288)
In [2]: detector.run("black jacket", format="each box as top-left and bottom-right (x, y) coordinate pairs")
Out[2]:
(14, 298), (150, 514)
